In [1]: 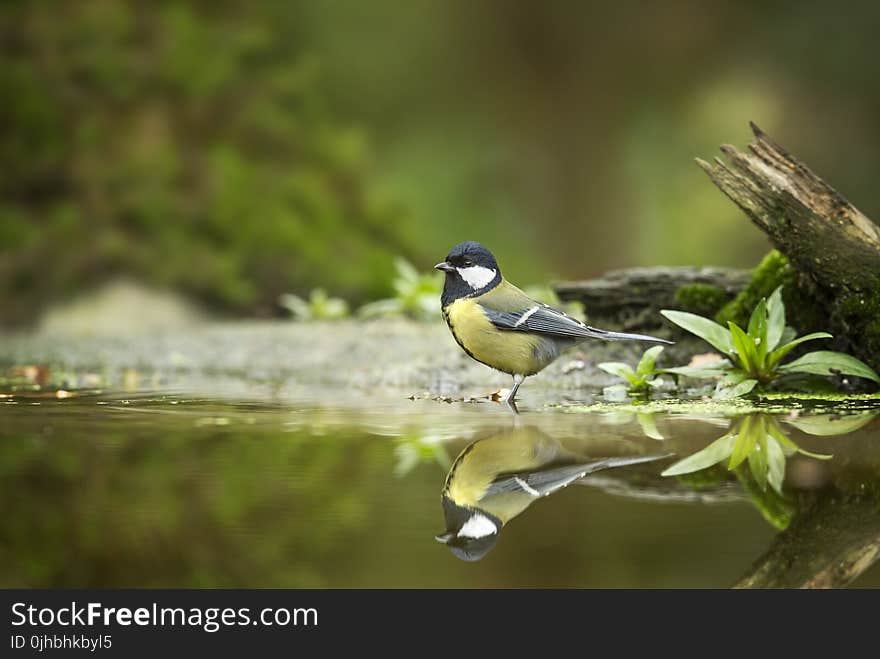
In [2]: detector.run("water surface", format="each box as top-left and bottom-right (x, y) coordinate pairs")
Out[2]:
(2, 390), (879, 588)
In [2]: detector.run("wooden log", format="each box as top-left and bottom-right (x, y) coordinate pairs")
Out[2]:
(735, 490), (880, 589)
(555, 266), (750, 332)
(698, 122), (880, 371)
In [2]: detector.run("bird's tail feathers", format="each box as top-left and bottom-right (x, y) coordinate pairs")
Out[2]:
(585, 454), (674, 473)
(583, 326), (673, 344)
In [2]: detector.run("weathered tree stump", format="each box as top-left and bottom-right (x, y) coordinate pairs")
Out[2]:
(698, 123), (880, 371)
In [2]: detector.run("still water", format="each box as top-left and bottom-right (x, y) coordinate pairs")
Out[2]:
(2, 392), (879, 588)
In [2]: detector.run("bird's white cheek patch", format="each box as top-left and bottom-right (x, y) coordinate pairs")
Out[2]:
(457, 266), (496, 290)
(458, 513), (497, 539)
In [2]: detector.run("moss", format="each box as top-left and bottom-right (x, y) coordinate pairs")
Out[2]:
(835, 278), (880, 373)
(779, 281), (826, 334)
(712, 250), (879, 374)
(713, 248), (831, 338)
(715, 250), (794, 326)
(754, 392), (880, 403)
(556, 393), (880, 416)
(673, 283), (729, 316)
(867, 318), (880, 368)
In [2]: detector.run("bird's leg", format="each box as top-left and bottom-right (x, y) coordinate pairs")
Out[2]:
(506, 374), (524, 405)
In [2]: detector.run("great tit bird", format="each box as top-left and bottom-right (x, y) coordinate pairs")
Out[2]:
(436, 425), (668, 561)
(435, 241), (671, 403)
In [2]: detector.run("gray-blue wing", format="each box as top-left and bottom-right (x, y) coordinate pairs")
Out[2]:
(484, 454), (671, 498)
(482, 303), (672, 343)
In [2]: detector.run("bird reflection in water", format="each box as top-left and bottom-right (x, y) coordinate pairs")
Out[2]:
(435, 425), (669, 561)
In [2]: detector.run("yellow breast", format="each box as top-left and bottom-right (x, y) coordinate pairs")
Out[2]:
(444, 298), (546, 376)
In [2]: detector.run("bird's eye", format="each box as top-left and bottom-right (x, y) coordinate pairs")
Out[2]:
(463, 259), (473, 266)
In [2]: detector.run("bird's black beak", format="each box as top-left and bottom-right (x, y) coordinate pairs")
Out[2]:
(435, 532), (455, 544)
(434, 261), (455, 273)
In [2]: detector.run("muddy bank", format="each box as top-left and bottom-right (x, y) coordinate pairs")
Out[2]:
(0, 320), (656, 400)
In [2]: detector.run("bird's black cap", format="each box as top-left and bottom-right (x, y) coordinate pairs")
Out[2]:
(443, 241), (500, 271)
(436, 495), (502, 562)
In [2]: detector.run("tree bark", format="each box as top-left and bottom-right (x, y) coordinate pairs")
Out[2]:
(735, 490), (880, 589)
(697, 122), (880, 371)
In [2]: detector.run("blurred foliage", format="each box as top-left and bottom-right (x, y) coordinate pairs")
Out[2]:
(358, 257), (443, 321)
(4, 1), (880, 324)
(0, 1), (413, 323)
(279, 289), (349, 321)
(0, 407), (387, 587)
(392, 432), (453, 477)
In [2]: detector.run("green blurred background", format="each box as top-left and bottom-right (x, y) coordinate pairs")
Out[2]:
(3, 0), (880, 326)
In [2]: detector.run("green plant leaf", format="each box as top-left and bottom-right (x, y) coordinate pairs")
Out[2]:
(765, 421), (798, 456)
(713, 378), (758, 399)
(394, 257), (419, 283)
(717, 371), (749, 386)
(785, 412), (879, 436)
(749, 433), (769, 491)
(728, 321), (757, 373)
(778, 350), (880, 383)
(660, 310), (734, 354)
(765, 435), (786, 494)
(637, 413), (664, 440)
(765, 286), (786, 351)
(597, 362), (640, 387)
(747, 298), (769, 362)
(728, 415), (758, 469)
(636, 345), (665, 378)
(768, 332), (833, 367)
(661, 432), (737, 476)
(766, 420), (833, 460)
(279, 293), (310, 320)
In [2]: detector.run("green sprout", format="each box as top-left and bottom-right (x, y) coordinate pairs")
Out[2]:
(598, 345), (666, 394)
(279, 288), (350, 320)
(358, 257), (443, 321)
(662, 413), (831, 496)
(661, 286), (880, 398)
